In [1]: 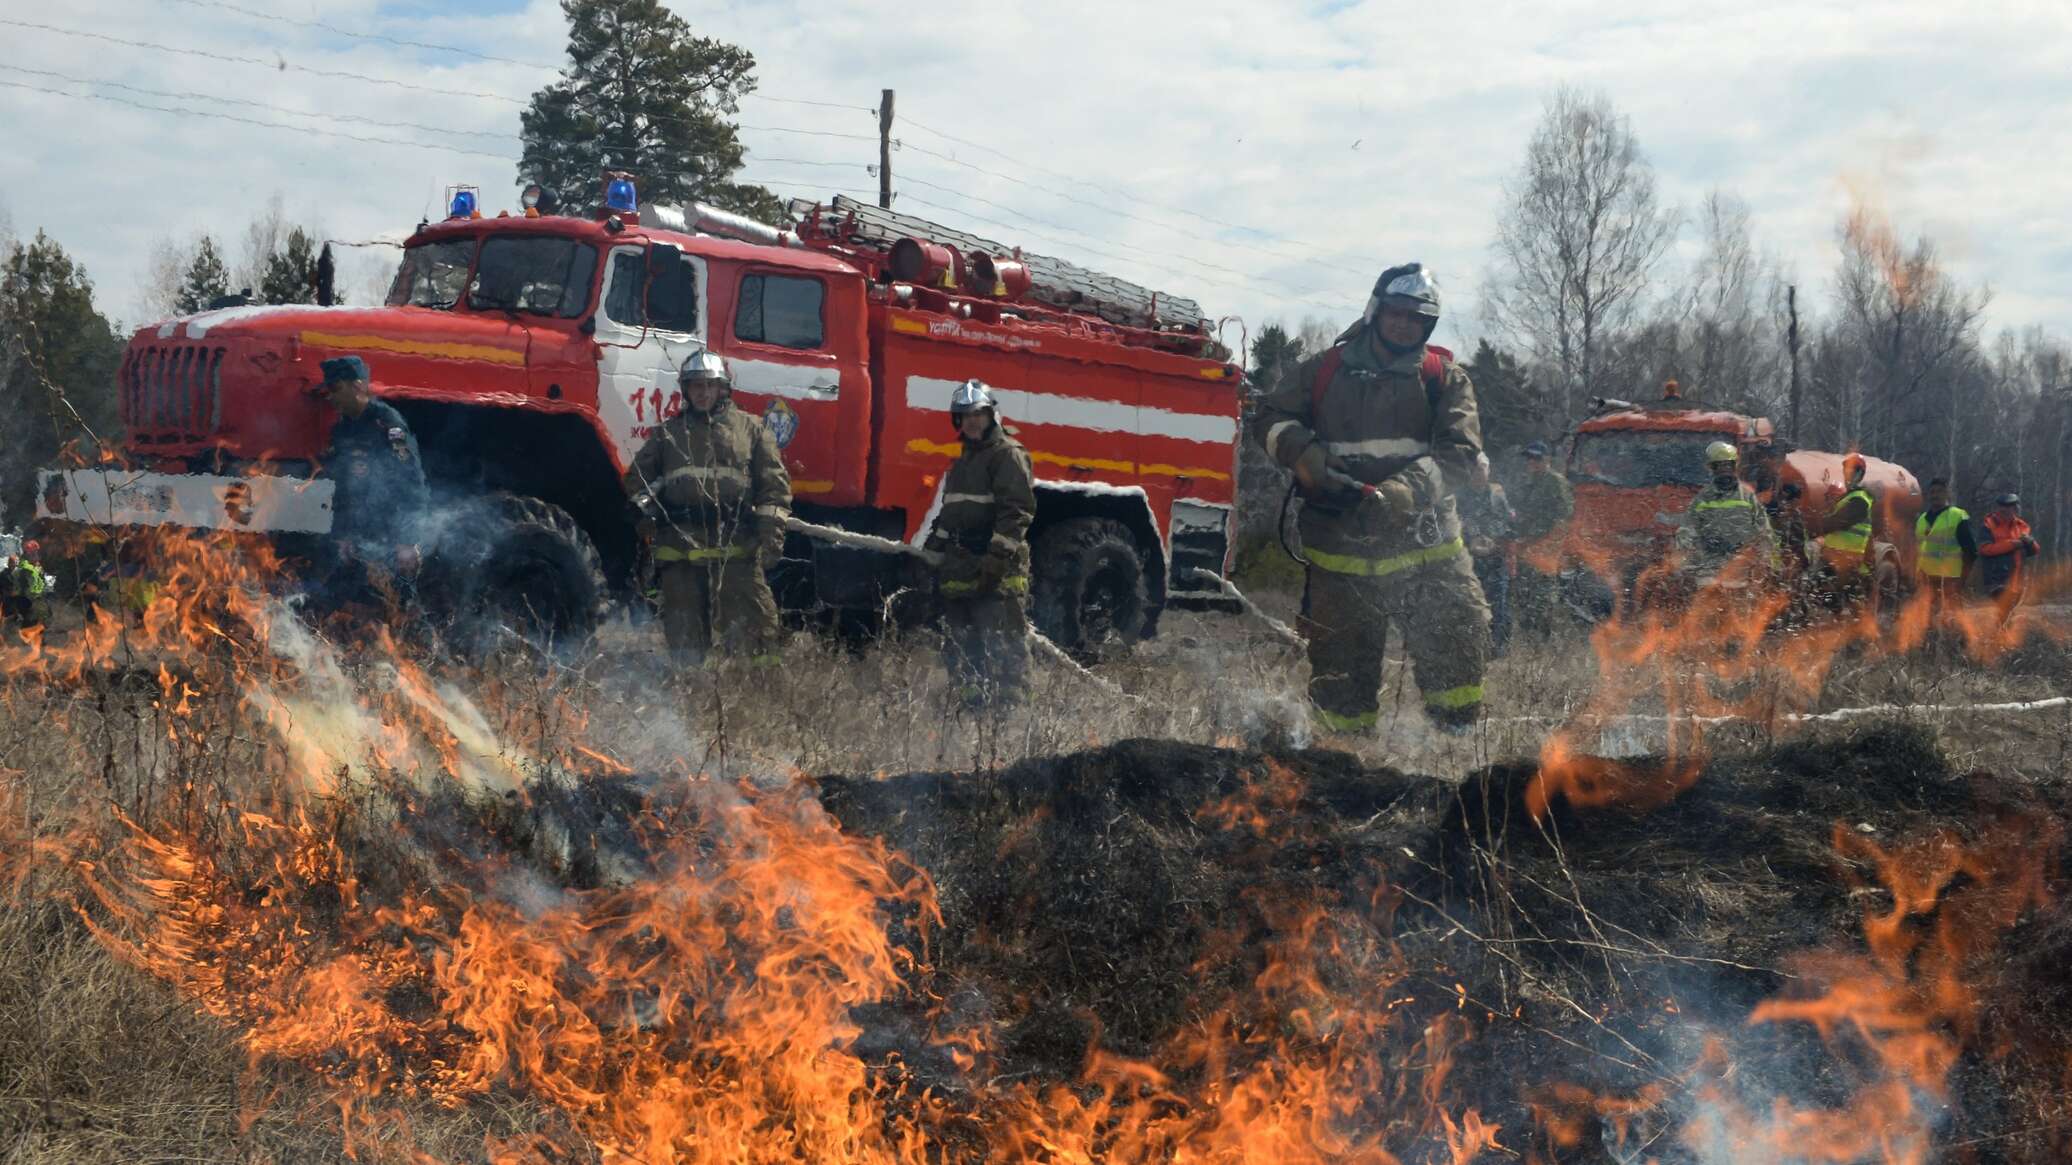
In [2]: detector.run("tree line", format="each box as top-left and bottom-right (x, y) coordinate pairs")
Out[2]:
(1250, 87), (2069, 557)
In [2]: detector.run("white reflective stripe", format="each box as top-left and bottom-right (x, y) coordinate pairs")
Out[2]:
(1327, 437), (1430, 461)
(906, 375), (1236, 445)
(942, 491), (994, 505)
(36, 468), (335, 534)
(1265, 420), (1303, 462)
(662, 464), (749, 484)
(730, 358), (840, 402)
(753, 505), (787, 519)
(989, 532), (1019, 550)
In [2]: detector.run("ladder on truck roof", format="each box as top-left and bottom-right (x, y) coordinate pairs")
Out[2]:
(786, 194), (1209, 333)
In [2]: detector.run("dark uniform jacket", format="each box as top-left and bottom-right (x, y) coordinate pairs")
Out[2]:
(926, 424), (1036, 592)
(1677, 479), (1776, 574)
(325, 400), (427, 545)
(623, 397), (791, 561)
(1252, 332), (1483, 567)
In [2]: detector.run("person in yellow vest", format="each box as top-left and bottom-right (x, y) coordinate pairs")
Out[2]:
(1912, 477), (1975, 622)
(1816, 453), (1878, 606)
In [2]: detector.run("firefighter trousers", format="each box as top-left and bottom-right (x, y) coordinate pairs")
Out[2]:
(1299, 546), (1491, 732)
(657, 560), (780, 665)
(941, 589), (1030, 708)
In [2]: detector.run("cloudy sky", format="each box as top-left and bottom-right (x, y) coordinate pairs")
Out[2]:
(3, 0), (2069, 356)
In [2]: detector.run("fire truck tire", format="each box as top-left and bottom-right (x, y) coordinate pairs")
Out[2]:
(429, 492), (608, 647)
(1032, 517), (1150, 663)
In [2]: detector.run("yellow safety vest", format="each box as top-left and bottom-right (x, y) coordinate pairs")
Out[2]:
(1914, 506), (1969, 579)
(1822, 488), (1874, 564)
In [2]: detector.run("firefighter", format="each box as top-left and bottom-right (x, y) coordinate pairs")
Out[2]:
(1816, 453), (1877, 607)
(923, 380), (1036, 709)
(1674, 442), (1775, 595)
(1253, 262), (1491, 736)
(1510, 441), (1574, 636)
(316, 355), (428, 616)
(1912, 477), (1976, 620)
(4, 540), (52, 629)
(1978, 492), (2040, 614)
(1461, 452), (1516, 658)
(623, 351), (791, 665)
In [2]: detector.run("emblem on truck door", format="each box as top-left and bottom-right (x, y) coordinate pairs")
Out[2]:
(762, 399), (799, 449)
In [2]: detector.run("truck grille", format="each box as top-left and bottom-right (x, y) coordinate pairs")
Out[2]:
(124, 343), (226, 444)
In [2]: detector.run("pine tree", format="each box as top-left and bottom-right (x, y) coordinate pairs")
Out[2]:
(258, 227), (319, 306)
(174, 235), (231, 315)
(518, 0), (786, 225)
(0, 232), (122, 519)
(1248, 323), (1306, 392)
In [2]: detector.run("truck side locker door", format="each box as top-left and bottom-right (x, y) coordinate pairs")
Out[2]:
(719, 267), (850, 504)
(594, 245), (709, 471)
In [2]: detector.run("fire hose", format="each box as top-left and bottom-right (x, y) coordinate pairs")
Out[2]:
(781, 516), (1136, 701)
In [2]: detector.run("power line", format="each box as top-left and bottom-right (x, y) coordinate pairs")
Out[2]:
(158, 0), (876, 115)
(893, 170), (1342, 303)
(897, 111), (1391, 272)
(0, 62), (514, 142)
(893, 136), (1375, 282)
(0, 77), (512, 158)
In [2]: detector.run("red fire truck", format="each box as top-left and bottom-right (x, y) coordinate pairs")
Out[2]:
(39, 186), (1244, 654)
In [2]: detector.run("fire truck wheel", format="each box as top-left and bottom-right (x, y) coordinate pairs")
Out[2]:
(428, 492), (608, 648)
(1032, 517), (1150, 663)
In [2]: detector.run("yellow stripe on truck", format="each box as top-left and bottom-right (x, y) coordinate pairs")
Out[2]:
(902, 438), (1231, 483)
(300, 331), (527, 366)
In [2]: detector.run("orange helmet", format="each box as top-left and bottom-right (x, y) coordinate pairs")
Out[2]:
(21, 540), (39, 558)
(1842, 453), (1866, 483)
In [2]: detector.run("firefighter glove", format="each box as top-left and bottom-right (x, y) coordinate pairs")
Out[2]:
(1364, 478), (1419, 525)
(940, 546), (982, 585)
(1291, 442), (1332, 497)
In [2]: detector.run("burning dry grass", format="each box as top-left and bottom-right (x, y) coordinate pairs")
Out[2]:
(0, 531), (2069, 1162)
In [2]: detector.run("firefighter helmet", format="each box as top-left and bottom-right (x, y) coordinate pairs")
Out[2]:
(1842, 452), (1866, 484)
(1704, 441), (1738, 466)
(21, 540), (39, 558)
(1997, 492), (2022, 507)
(949, 379), (998, 416)
(677, 350), (732, 387)
(1363, 263), (1441, 324)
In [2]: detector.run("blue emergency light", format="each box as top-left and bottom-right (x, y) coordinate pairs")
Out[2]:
(448, 189), (478, 219)
(605, 177), (638, 213)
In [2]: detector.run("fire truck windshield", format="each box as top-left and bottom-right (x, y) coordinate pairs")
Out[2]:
(466, 236), (598, 319)
(1570, 430), (1722, 488)
(387, 240), (475, 309)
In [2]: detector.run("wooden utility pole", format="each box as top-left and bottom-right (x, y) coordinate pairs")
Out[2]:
(1787, 284), (1802, 440)
(878, 89), (895, 209)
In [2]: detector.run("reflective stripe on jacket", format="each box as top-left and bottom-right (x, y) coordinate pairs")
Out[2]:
(1821, 488), (1874, 562)
(926, 425), (1035, 578)
(1914, 506), (1970, 578)
(623, 398), (792, 557)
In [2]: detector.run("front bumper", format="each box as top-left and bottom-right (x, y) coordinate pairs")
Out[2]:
(36, 467), (335, 535)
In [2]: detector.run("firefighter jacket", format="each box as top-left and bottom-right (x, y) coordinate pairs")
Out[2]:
(1253, 332), (1483, 574)
(1511, 469), (1574, 545)
(1978, 511), (2038, 595)
(1913, 506), (1975, 580)
(1675, 480), (1776, 574)
(623, 397), (792, 565)
(925, 424), (1036, 597)
(325, 400), (427, 546)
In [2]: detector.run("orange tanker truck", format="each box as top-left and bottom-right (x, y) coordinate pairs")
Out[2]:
(1548, 381), (1921, 611)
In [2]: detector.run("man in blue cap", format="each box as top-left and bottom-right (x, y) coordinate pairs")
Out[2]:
(316, 355), (428, 616)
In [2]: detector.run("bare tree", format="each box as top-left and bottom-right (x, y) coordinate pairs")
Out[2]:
(1678, 190), (1784, 413)
(1828, 207), (1988, 477)
(140, 236), (191, 322)
(1482, 87), (1679, 422)
(236, 193), (289, 295)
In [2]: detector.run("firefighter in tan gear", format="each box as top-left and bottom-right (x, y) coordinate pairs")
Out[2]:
(1674, 442), (1777, 593)
(925, 380), (1036, 708)
(1253, 263), (1492, 736)
(623, 351), (791, 664)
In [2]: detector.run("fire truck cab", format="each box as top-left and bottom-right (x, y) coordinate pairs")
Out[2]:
(40, 184), (1244, 656)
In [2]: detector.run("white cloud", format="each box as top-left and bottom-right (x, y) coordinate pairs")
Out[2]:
(1, 0), (2067, 360)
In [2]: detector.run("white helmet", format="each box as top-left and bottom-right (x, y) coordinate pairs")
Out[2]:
(678, 350), (731, 387)
(949, 378), (998, 415)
